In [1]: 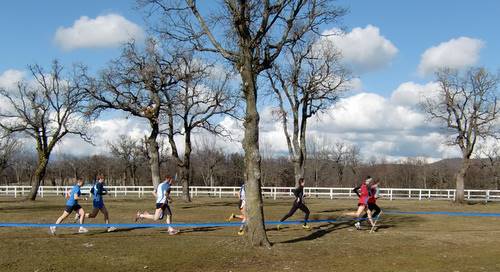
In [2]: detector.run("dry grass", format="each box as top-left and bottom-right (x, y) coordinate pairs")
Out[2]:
(0, 196), (499, 272)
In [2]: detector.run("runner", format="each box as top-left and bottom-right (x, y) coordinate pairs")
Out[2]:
(277, 178), (310, 230)
(82, 174), (116, 232)
(135, 175), (178, 235)
(352, 176), (375, 230)
(363, 178), (381, 220)
(227, 183), (246, 235)
(50, 178), (88, 235)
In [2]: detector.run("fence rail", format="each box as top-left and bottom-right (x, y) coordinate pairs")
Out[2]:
(0, 185), (499, 202)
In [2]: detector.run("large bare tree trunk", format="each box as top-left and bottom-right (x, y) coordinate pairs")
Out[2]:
(146, 124), (161, 188)
(29, 155), (49, 200)
(241, 65), (270, 247)
(179, 165), (191, 202)
(455, 158), (470, 203)
(293, 158), (305, 187)
(181, 132), (193, 202)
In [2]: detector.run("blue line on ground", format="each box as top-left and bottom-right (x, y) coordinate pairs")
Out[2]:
(384, 211), (500, 217)
(0, 210), (498, 229)
(0, 219), (347, 228)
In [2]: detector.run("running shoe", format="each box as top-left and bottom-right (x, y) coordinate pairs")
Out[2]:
(237, 229), (245, 236)
(49, 226), (56, 235)
(168, 229), (179, 235)
(227, 213), (235, 222)
(78, 227), (89, 233)
(135, 211), (142, 222)
(302, 224), (311, 230)
(107, 227), (117, 232)
(354, 222), (361, 230)
(276, 224), (282, 231)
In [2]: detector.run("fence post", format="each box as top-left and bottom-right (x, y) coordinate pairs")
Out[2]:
(114, 187), (117, 198)
(330, 188), (333, 200)
(41, 187), (44, 198)
(14, 187), (17, 198)
(419, 189), (421, 201)
(390, 189), (393, 201)
(486, 190), (490, 202)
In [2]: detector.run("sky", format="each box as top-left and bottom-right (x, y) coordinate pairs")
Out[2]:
(1, 1), (499, 162)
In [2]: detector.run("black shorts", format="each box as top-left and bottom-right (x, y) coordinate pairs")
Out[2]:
(155, 202), (172, 219)
(64, 204), (82, 213)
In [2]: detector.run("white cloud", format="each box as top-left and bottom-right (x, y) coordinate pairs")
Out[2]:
(54, 13), (144, 51)
(0, 69), (25, 113)
(390, 81), (440, 107)
(51, 82), (467, 162)
(56, 114), (150, 156)
(418, 37), (484, 76)
(322, 25), (398, 73)
(0, 69), (24, 90)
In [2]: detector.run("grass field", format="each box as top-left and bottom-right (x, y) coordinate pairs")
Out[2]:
(0, 196), (499, 272)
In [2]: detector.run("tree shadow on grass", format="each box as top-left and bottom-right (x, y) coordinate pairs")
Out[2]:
(85, 227), (151, 235)
(278, 221), (353, 244)
(163, 226), (222, 234)
(0, 204), (62, 212)
(315, 208), (352, 214)
(179, 201), (236, 209)
(277, 214), (424, 244)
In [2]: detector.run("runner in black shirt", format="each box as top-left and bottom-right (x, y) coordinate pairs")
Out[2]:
(277, 178), (310, 230)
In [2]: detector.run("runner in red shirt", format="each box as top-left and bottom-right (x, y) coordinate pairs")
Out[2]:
(352, 176), (375, 230)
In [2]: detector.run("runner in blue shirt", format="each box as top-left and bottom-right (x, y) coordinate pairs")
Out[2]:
(81, 174), (116, 232)
(50, 178), (88, 235)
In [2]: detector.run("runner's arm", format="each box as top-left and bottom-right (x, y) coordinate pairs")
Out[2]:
(166, 188), (172, 202)
(352, 186), (361, 197)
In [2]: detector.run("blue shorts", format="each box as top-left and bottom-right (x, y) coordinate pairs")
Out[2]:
(93, 200), (105, 209)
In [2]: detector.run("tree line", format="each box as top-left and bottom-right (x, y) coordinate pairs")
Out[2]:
(2, 136), (499, 191)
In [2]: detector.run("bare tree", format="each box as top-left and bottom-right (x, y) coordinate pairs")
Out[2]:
(0, 61), (91, 200)
(139, 0), (346, 246)
(0, 133), (21, 181)
(267, 38), (349, 186)
(477, 143), (500, 190)
(83, 39), (179, 188)
(422, 67), (499, 203)
(194, 136), (225, 187)
(109, 135), (145, 186)
(164, 53), (238, 202)
(329, 142), (357, 186)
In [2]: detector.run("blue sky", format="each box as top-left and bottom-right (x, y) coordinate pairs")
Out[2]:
(2, 1), (499, 93)
(1, 1), (499, 161)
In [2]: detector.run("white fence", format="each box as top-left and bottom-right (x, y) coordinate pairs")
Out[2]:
(1, 185), (499, 202)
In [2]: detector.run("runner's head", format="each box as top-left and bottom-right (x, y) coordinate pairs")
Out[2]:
(97, 174), (105, 183)
(365, 176), (373, 184)
(76, 178), (84, 186)
(299, 178), (305, 186)
(165, 175), (173, 184)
